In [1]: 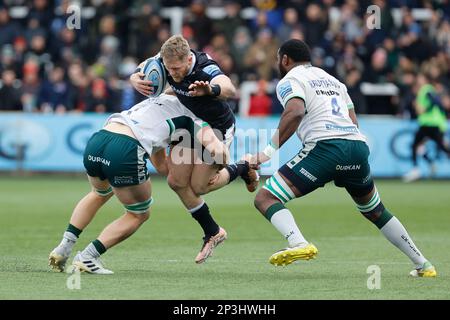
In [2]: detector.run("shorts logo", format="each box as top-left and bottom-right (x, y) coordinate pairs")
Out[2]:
(287, 155), (301, 169)
(299, 167), (317, 182)
(87, 155), (110, 166)
(278, 81), (293, 101)
(114, 176), (134, 184)
(336, 164), (361, 170)
(362, 174), (371, 184)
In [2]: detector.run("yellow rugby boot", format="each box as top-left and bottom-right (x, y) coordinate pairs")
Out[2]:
(269, 243), (318, 266)
(409, 261), (437, 278)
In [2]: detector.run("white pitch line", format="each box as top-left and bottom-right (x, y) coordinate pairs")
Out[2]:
(130, 259), (417, 265)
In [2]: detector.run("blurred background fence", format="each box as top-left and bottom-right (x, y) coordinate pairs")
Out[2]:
(0, 0), (449, 177)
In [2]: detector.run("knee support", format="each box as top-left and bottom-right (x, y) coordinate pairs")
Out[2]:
(356, 190), (392, 228)
(263, 172), (296, 204)
(95, 186), (113, 197)
(124, 197), (154, 214)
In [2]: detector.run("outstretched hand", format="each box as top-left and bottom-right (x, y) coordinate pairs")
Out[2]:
(188, 81), (212, 97)
(242, 152), (271, 170)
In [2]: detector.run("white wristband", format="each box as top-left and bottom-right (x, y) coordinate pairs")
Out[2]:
(262, 143), (277, 159)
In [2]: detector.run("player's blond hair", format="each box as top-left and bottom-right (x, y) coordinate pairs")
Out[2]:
(160, 35), (191, 61)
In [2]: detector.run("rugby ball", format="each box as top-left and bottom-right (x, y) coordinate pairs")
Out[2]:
(142, 57), (167, 97)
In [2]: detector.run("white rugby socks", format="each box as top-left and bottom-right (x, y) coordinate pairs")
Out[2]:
(380, 217), (427, 268)
(270, 208), (308, 248)
(55, 231), (77, 256)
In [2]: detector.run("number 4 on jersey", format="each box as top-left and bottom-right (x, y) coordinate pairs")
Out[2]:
(331, 97), (344, 117)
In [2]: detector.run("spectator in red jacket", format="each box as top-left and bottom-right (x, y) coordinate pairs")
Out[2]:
(248, 80), (272, 116)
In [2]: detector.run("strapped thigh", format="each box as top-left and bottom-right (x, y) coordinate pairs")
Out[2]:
(124, 197), (154, 214)
(353, 188), (392, 228)
(355, 187), (381, 214)
(95, 186), (113, 197)
(263, 172), (296, 204)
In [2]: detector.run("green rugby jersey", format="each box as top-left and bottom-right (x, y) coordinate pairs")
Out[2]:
(416, 84), (447, 132)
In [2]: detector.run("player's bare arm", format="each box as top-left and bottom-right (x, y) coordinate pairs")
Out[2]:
(188, 75), (236, 100)
(275, 98), (306, 147)
(250, 98), (305, 167)
(348, 108), (359, 128)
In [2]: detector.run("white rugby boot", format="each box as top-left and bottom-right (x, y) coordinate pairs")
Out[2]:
(72, 252), (114, 275)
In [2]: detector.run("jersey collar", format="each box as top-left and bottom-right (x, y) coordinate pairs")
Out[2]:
(187, 51), (196, 76)
(297, 63), (312, 69)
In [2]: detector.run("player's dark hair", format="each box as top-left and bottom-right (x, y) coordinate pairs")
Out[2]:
(279, 39), (311, 62)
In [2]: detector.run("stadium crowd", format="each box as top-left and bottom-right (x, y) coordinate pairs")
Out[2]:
(0, 0), (449, 118)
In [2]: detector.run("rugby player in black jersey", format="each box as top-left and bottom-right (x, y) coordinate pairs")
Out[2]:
(130, 35), (259, 263)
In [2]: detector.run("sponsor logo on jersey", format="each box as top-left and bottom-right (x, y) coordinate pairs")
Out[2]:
(278, 81), (293, 101)
(325, 124), (358, 133)
(307, 78), (340, 89)
(315, 89), (340, 96)
(171, 85), (192, 97)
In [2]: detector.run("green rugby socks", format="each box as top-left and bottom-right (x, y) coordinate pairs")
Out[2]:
(66, 223), (82, 238)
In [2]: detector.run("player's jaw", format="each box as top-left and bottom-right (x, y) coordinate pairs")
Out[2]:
(277, 55), (287, 78)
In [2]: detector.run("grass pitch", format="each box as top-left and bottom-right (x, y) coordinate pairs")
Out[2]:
(0, 176), (449, 299)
